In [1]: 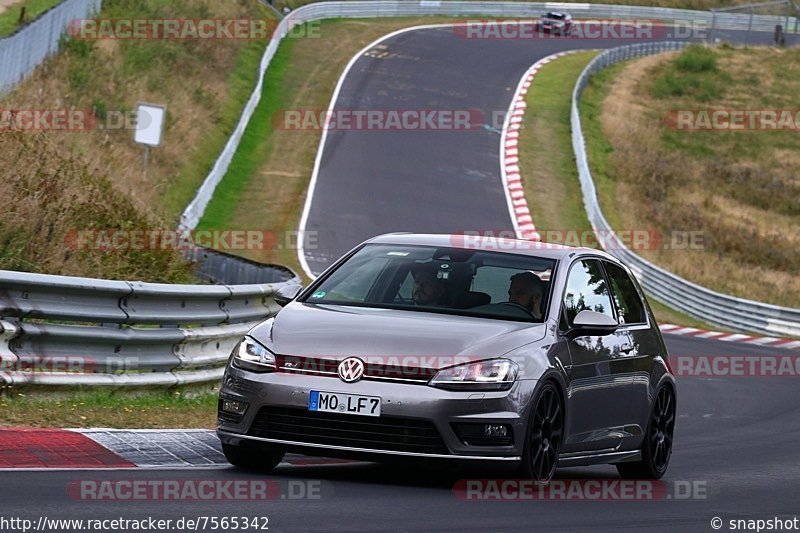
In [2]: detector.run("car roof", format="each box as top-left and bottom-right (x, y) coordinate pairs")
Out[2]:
(365, 233), (617, 262)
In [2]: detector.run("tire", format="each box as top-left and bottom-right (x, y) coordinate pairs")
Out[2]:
(222, 442), (285, 473)
(617, 385), (675, 479)
(519, 381), (564, 482)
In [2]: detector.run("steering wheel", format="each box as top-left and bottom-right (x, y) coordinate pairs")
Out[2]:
(499, 301), (537, 317)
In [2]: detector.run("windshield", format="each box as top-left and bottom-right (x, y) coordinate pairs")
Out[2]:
(302, 244), (557, 322)
(545, 12), (566, 19)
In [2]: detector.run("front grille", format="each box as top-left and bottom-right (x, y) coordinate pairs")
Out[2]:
(248, 407), (450, 455)
(276, 355), (434, 384)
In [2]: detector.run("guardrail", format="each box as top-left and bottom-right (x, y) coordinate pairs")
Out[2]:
(178, 0), (798, 231)
(0, 269), (297, 388)
(571, 42), (800, 338)
(0, 0), (102, 94)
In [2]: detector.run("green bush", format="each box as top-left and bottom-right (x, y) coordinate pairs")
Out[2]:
(649, 46), (723, 101)
(675, 45), (717, 73)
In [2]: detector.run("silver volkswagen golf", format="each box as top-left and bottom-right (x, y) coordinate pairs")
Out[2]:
(217, 234), (676, 481)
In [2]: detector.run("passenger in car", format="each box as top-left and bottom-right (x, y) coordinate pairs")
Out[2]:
(508, 272), (544, 319)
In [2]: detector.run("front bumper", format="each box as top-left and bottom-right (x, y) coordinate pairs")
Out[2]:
(217, 365), (539, 463)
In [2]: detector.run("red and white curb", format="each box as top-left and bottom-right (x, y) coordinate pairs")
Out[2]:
(501, 50), (579, 242)
(659, 324), (800, 350)
(0, 428), (359, 470)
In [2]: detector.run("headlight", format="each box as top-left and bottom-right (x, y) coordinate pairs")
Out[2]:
(429, 358), (518, 391)
(230, 336), (276, 373)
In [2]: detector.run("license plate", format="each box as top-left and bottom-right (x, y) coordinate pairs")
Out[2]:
(308, 390), (381, 417)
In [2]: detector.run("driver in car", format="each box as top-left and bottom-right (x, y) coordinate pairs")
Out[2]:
(412, 265), (447, 307)
(508, 271), (544, 319)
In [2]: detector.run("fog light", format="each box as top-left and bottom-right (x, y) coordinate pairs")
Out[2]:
(221, 399), (248, 415)
(452, 422), (513, 446)
(484, 424), (508, 437)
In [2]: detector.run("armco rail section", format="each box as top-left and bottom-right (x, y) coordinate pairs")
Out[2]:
(571, 42), (800, 338)
(0, 0), (102, 94)
(0, 270), (296, 388)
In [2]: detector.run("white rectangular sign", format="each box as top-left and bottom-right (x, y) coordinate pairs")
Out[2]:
(134, 102), (165, 147)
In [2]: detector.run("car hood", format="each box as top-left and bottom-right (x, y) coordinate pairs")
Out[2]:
(249, 302), (546, 367)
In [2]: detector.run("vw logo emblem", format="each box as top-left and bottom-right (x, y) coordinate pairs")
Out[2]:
(337, 357), (365, 383)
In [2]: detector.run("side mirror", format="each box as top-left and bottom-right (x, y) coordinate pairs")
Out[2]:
(274, 284), (303, 307)
(565, 310), (619, 339)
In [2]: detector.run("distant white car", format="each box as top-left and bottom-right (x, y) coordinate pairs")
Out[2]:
(539, 11), (573, 35)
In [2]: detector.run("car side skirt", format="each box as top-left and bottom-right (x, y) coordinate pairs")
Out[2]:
(557, 449), (642, 467)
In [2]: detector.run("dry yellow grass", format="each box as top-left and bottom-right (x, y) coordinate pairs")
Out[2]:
(594, 46), (800, 307)
(0, 0), (270, 280)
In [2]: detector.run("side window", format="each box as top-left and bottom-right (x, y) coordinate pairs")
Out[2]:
(603, 262), (646, 324)
(562, 259), (614, 327)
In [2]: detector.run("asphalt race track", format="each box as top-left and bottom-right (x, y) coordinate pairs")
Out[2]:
(300, 24), (788, 275)
(2, 23), (798, 533)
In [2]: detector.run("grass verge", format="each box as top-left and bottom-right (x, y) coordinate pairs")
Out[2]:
(518, 50), (724, 330)
(581, 45), (800, 309)
(0, 389), (217, 428)
(1, 0), (272, 281)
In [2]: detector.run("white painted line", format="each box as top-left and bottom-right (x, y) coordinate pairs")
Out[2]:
(296, 23), (463, 279)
